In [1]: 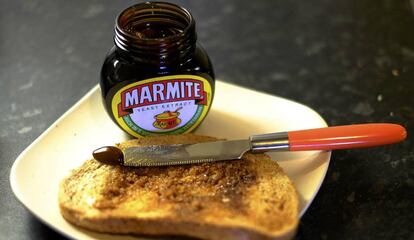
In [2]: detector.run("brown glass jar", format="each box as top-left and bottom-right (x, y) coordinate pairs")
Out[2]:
(100, 2), (215, 138)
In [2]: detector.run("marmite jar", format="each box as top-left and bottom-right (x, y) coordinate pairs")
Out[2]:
(100, 2), (215, 137)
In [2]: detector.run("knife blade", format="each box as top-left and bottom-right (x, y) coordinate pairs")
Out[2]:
(92, 123), (407, 167)
(122, 140), (250, 166)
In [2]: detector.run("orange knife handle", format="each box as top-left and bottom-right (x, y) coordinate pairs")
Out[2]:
(287, 123), (407, 151)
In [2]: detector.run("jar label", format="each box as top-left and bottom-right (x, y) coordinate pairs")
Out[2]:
(110, 75), (213, 137)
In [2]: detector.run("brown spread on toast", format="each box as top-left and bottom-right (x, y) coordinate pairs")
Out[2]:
(59, 134), (298, 240)
(94, 157), (256, 213)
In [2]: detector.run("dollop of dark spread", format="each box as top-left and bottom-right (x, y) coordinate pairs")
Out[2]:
(92, 146), (124, 165)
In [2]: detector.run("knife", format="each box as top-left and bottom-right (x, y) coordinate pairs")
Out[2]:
(92, 123), (407, 167)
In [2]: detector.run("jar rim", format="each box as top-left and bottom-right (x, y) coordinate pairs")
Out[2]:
(115, 1), (195, 43)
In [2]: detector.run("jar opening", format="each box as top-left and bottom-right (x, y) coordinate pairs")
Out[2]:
(114, 1), (196, 65)
(117, 2), (193, 41)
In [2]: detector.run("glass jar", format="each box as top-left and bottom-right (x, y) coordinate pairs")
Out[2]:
(100, 2), (215, 137)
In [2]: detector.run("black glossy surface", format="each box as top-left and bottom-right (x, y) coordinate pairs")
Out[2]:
(1, 0), (413, 239)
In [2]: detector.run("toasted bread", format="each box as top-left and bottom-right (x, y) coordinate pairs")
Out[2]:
(59, 134), (298, 239)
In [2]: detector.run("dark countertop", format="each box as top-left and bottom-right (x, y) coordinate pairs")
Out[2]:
(1, 0), (413, 239)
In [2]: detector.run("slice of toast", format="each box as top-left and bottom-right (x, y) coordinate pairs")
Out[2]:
(59, 134), (299, 240)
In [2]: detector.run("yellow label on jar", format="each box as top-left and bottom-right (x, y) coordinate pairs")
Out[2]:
(111, 75), (213, 137)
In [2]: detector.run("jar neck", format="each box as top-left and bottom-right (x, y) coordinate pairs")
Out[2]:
(114, 2), (197, 66)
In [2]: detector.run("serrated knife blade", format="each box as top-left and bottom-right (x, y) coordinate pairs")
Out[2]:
(122, 140), (251, 166)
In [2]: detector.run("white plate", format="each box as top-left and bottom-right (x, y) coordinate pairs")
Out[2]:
(10, 81), (331, 240)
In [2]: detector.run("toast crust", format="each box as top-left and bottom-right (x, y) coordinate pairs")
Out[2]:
(59, 134), (298, 240)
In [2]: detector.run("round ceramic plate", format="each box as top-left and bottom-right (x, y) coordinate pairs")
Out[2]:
(10, 81), (331, 240)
